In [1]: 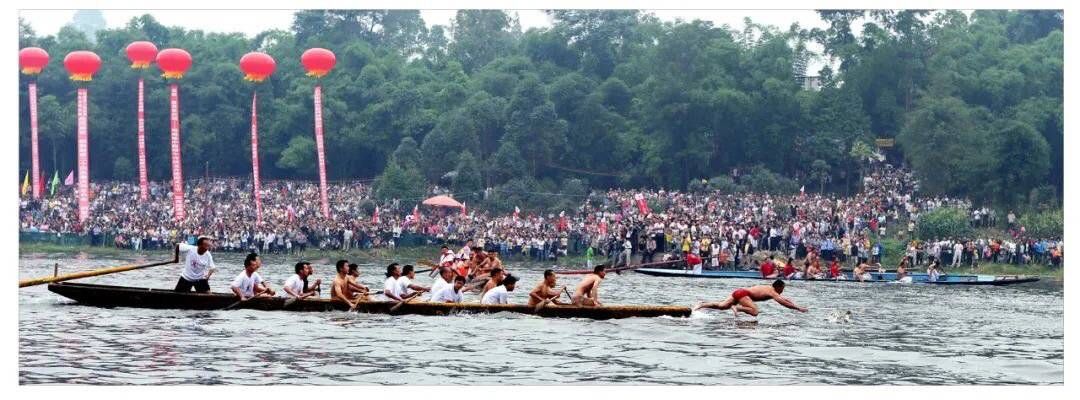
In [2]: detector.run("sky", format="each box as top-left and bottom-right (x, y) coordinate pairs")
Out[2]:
(18, 9), (836, 72)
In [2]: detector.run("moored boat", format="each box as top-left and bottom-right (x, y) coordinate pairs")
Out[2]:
(634, 268), (1040, 285)
(47, 282), (690, 319)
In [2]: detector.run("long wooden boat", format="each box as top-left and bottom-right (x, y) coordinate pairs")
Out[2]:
(47, 282), (690, 319)
(635, 268), (1040, 286)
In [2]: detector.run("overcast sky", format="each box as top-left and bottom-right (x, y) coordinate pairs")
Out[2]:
(19, 9), (838, 72)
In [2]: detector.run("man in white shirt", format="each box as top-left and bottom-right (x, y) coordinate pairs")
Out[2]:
(174, 237), (217, 293)
(283, 261), (320, 299)
(481, 275), (518, 305)
(383, 263), (404, 302)
(230, 252), (274, 300)
(397, 265), (430, 299)
(430, 275), (466, 303)
(428, 266), (454, 299)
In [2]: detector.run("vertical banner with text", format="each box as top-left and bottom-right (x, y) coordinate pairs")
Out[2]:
(29, 82), (41, 199)
(137, 78), (148, 201)
(76, 88), (89, 222)
(251, 93), (262, 225)
(314, 85), (329, 219)
(169, 83), (185, 221)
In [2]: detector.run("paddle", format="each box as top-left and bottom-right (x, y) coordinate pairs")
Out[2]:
(19, 246), (181, 288)
(390, 294), (421, 312)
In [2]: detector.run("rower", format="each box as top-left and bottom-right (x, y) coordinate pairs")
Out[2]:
(828, 259), (845, 280)
(429, 266), (454, 298)
(397, 264), (430, 299)
(805, 259), (823, 280)
(174, 236), (217, 293)
(346, 263), (370, 299)
(478, 268), (505, 298)
(694, 279), (808, 316)
(781, 257), (798, 280)
(382, 263), (405, 302)
(527, 269), (566, 307)
(481, 275), (519, 305)
(896, 258), (909, 281)
(686, 252), (703, 274)
(283, 261), (320, 299)
(430, 275), (467, 303)
(230, 252), (274, 300)
(927, 258), (943, 282)
(331, 260), (358, 308)
(438, 245), (455, 267)
(571, 265), (605, 307)
(760, 255), (779, 279)
(853, 262), (872, 282)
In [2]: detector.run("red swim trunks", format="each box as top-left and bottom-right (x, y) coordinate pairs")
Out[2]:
(732, 288), (751, 301)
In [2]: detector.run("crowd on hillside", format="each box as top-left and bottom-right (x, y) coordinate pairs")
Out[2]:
(18, 165), (1063, 269)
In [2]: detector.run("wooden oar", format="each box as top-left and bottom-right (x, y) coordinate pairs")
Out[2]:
(19, 247), (180, 288)
(390, 294), (421, 312)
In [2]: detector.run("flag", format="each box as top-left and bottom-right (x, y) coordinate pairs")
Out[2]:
(558, 211), (568, 231)
(461, 201), (467, 216)
(599, 220), (608, 237)
(287, 205), (296, 223)
(21, 170), (29, 196)
(800, 185), (805, 197)
(49, 170), (59, 196)
(513, 206), (520, 219)
(413, 204), (420, 222)
(635, 193), (650, 215)
(64, 170), (74, 186)
(372, 206), (380, 224)
(37, 172), (45, 197)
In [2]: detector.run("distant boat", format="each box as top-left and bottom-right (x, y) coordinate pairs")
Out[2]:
(635, 268), (1040, 286)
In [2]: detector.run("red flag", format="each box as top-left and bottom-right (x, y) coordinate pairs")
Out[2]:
(513, 206), (520, 219)
(599, 220), (608, 237)
(461, 201), (467, 216)
(287, 205), (296, 223)
(372, 206), (380, 224)
(635, 193), (649, 215)
(558, 211), (568, 231)
(64, 170), (74, 186)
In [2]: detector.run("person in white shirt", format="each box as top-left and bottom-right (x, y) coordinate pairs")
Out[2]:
(230, 252), (274, 300)
(438, 245), (455, 266)
(430, 275), (467, 303)
(174, 237), (216, 293)
(428, 266), (454, 299)
(382, 263), (405, 302)
(397, 265), (430, 299)
(282, 261), (320, 299)
(481, 275), (518, 305)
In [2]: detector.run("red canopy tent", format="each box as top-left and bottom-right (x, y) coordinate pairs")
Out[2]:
(422, 195), (464, 208)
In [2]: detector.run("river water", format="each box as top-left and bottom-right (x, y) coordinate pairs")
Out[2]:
(19, 251), (1063, 385)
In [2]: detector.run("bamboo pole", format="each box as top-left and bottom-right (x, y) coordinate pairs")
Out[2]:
(19, 246), (180, 288)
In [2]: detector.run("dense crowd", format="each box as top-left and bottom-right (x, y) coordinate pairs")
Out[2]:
(18, 165), (1063, 269)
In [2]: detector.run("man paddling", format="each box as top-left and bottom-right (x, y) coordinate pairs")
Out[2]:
(481, 275), (519, 305)
(283, 261), (320, 299)
(694, 280), (807, 316)
(397, 264), (430, 299)
(331, 260), (359, 308)
(346, 263), (370, 299)
(430, 275), (467, 303)
(230, 252), (274, 300)
(174, 236), (217, 293)
(760, 255), (779, 279)
(528, 269), (566, 307)
(571, 265), (605, 306)
(477, 267), (505, 299)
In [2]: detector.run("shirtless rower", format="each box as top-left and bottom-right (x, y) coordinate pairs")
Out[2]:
(694, 280), (808, 316)
(571, 265), (605, 306)
(477, 268), (505, 298)
(853, 262), (872, 282)
(347, 263), (370, 299)
(760, 255), (779, 279)
(331, 260), (359, 308)
(527, 269), (566, 307)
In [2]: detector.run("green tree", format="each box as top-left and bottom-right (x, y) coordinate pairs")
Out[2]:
(451, 151), (483, 198)
(373, 162), (427, 202)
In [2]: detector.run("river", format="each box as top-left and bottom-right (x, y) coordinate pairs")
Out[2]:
(18, 251), (1063, 385)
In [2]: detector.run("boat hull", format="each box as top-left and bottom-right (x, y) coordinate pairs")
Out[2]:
(634, 268), (1040, 286)
(46, 282), (690, 319)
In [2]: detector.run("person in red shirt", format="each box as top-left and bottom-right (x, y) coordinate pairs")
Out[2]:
(781, 257), (798, 279)
(760, 256), (779, 278)
(829, 259), (844, 280)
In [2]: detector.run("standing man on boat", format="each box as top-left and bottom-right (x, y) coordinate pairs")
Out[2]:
(527, 269), (566, 307)
(571, 265), (606, 306)
(230, 252), (275, 300)
(693, 280), (808, 316)
(174, 236), (217, 293)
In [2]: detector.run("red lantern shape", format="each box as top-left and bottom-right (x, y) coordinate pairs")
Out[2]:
(19, 47), (49, 75)
(63, 51), (101, 81)
(156, 48), (192, 79)
(126, 41), (158, 69)
(301, 48), (336, 78)
(239, 52), (276, 82)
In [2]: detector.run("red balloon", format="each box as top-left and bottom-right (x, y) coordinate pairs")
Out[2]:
(301, 48), (336, 78)
(239, 52), (276, 82)
(156, 48), (192, 79)
(63, 51), (101, 81)
(125, 41), (158, 69)
(19, 47), (49, 75)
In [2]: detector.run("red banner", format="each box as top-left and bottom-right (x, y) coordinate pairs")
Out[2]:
(76, 88), (89, 222)
(169, 83), (185, 221)
(251, 92), (262, 225)
(137, 78), (148, 201)
(29, 82), (41, 199)
(313, 85), (329, 218)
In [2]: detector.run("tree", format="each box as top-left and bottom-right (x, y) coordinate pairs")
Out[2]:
(373, 162), (427, 202)
(993, 121), (1050, 207)
(451, 151), (483, 199)
(916, 207), (972, 240)
(810, 159), (831, 193)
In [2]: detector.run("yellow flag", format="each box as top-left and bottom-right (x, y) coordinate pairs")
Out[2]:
(21, 170), (29, 196)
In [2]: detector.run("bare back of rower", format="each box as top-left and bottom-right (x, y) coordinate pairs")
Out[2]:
(572, 266), (606, 306)
(694, 280), (807, 317)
